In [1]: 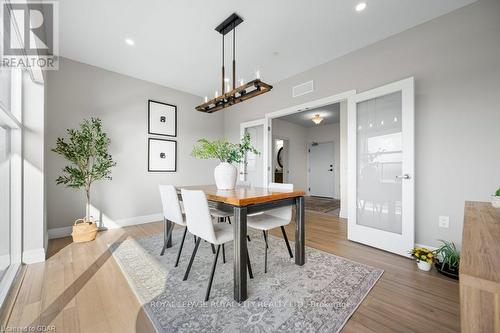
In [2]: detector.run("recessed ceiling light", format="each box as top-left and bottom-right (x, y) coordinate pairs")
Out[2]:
(125, 38), (135, 46)
(355, 2), (367, 12)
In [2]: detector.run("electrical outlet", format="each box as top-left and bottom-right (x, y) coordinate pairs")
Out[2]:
(438, 216), (449, 228)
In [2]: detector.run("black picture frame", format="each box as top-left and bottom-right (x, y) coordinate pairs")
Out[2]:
(148, 99), (177, 137)
(148, 138), (177, 172)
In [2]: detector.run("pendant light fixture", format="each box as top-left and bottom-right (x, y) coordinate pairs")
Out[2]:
(312, 114), (323, 125)
(196, 13), (273, 113)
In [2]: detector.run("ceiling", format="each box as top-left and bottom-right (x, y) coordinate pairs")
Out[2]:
(59, 0), (476, 98)
(279, 103), (340, 128)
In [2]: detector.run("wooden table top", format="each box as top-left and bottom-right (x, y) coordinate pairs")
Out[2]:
(460, 201), (500, 283)
(178, 185), (305, 206)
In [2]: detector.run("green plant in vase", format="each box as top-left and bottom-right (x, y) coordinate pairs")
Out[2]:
(435, 240), (460, 280)
(192, 133), (259, 189)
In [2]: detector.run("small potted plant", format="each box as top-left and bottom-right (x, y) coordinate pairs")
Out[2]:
(491, 188), (500, 208)
(434, 240), (460, 280)
(409, 247), (434, 271)
(192, 133), (259, 190)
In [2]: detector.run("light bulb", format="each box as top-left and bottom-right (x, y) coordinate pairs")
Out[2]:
(204, 96), (208, 103)
(255, 70), (261, 79)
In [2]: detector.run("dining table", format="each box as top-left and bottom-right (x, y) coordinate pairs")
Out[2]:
(169, 185), (306, 302)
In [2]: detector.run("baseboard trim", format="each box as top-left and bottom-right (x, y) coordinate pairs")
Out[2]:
(48, 212), (164, 240)
(415, 243), (438, 251)
(22, 248), (46, 264)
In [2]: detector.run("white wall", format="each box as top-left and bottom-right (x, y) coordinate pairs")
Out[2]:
(271, 119), (307, 191)
(46, 58), (224, 232)
(224, 0), (500, 248)
(306, 123), (341, 199)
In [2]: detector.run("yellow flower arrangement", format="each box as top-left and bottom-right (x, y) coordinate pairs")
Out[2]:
(409, 247), (434, 264)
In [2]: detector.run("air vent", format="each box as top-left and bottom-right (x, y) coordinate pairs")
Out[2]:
(292, 80), (314, 98)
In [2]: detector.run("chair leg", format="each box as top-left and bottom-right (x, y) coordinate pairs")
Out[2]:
(211, 244), (216, 254)
(247, 235), (251, 242)
(222, 244), (226, 264)
(160, 219), (174, 256)
(205, 245), (221, 301)
(263, 230), (268, 273)
(174, 227), (188, 267)
(183, 237), (201, 281)
(280, 226), (294, 259)
(263, 230), (268, 249)
(246, 248), (254, 279)
(227, 217), (231, 224)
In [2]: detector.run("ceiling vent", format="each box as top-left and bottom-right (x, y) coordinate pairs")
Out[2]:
(292, 80), (314, 98)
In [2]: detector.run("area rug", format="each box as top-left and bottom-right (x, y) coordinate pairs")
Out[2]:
(109, 229), (383, 333)
(305, 196), (341, 213)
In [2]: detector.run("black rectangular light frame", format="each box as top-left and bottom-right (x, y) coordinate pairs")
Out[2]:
(215, 13), (243, 35)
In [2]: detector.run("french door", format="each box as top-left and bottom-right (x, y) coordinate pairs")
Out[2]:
(347, 78), (414, 256)
(239, 119), (267, 187)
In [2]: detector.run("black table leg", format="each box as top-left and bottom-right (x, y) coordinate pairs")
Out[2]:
(233, 206), (248, 302)
(166, 219), (173, 248)
(295, 196), (305, 265)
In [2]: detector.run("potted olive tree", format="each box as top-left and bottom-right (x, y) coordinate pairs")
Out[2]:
(192, 133), (259, 190)
(52, 118), (116, 242)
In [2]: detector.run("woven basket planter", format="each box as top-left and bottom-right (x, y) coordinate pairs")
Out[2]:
(71, 219), (98, 243)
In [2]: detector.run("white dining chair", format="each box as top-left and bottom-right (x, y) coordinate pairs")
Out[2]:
(158, 185), (190, 267)
(181, 189), (253, 301)
(246, 182), (294, 273)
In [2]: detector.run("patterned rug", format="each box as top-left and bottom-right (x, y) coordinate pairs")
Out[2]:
(305, 196), (341, 214)
(109, 229), (383, 333)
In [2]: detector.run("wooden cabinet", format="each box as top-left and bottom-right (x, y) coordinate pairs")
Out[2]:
(460, 202), (500, 333)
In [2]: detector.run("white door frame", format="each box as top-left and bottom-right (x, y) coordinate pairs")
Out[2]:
(264, 90), (356, 218)
(240, 118), (267, 187)
(347, 77), (415, 257)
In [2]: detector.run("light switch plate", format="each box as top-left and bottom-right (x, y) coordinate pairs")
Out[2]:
(439, 216), (449, 228)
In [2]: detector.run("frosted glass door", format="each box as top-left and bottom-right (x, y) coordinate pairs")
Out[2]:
(348, 78), (414, 256)
(239, 120), (266, 187)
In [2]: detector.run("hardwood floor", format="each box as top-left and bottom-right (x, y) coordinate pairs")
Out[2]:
(4, 212), (460, 332)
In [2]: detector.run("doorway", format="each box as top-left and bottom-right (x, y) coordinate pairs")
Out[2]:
(272, 137), (289, 183)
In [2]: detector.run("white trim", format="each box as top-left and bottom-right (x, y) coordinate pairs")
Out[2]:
(0, 263), (21, 309)
(415, 243), (438, 251)
(48, 212), (164, 239)
(0, 255), (10, 269)
(239, 118), (267, 188)
(264, 90), (356, 190)
(22, 248), (46, 264)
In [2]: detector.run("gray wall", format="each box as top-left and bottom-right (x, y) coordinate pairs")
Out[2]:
(46, 58), (224, 230)
(223, 0), (500, 247)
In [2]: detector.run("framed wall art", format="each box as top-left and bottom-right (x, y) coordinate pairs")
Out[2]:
(148, 99), (177, 137)
(148, 138), (177, 172)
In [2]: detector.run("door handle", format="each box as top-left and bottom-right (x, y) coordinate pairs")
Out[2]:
(395, 174), (411, 180)
(328, 169), (333, 171)
(239, 172), (248, 175)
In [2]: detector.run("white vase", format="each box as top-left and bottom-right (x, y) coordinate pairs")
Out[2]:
(417, 260), (432, 271)
(491, 196), (500, 208)
(214, 162), (237, 190)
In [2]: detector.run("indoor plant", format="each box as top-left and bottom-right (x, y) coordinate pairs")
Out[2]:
(192, 133), (259, 190)
(52, 118), (116, 242)
(409, 247), (434, 271)
(434, 240), (460, 280)
(491, 188), (500, 208)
